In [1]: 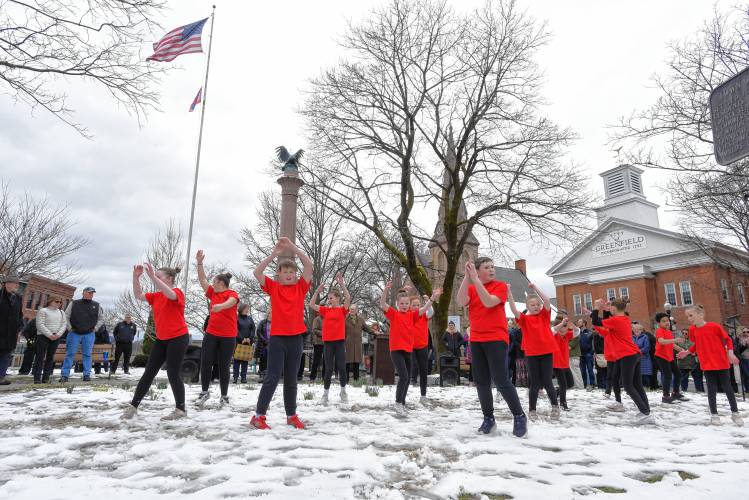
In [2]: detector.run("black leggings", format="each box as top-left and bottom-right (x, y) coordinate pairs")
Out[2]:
(655, 356), (681, 397)
(33, 335), (60, 380)
(201, 333), (236, 396)
(347, 362), (360, 381)
(619, 354), (650, 414)
(323, 340), (347, 390)
(256, 334), (303, 416)
(132, 334), (189, 411)
(412, 347), (429, 396)
(526, 354), (558, 411)
(704, 369), (738, 414)
(606, 359), (622, 402)
(391, 350), (411, 404)
(554, 368), (568, 406)
(471, 341), (524, 418)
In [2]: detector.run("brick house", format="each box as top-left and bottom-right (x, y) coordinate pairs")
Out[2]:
(547, 165), (749, 334)
(18, 274), (77, 321)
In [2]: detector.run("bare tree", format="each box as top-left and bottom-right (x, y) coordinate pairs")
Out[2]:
(0, 0), (168, 136)
(0, 180), (87, 281)
(301, 0), (591, 336)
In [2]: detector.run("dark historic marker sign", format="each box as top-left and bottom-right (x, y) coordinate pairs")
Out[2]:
(710, 66), (749, 166)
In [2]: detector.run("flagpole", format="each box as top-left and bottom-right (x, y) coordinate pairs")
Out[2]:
(183, 5), (216, 293)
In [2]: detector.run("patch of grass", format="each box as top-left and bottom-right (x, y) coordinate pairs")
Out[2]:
(365, 386), (379, 397)
(482, 493), (513, 500)
(303, 390), (315, 400)
(66, 385), (74, 394)
(640, 474), (664, 483)
(678, 471), (699, 481)
(593, 486), (626, 494)
(91, 385), (109, 392)
(120, 383), (132, 391)
(246, 384), (257, 391)
(351, 378), (365, 388)
(456, 487), (478, 500)
(147, 388), (161, 401)
(156, 382), (168, 390)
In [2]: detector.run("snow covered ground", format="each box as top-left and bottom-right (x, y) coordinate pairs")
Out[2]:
(1, 370), (748, 500)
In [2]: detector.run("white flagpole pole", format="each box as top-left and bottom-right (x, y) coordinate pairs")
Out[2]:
(183, 6), (216, 293)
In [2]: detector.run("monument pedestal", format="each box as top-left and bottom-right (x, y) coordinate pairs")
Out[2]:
(277, 172), (304, 259)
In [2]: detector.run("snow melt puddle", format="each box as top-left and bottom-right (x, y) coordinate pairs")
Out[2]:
(1, 377), (747, 499)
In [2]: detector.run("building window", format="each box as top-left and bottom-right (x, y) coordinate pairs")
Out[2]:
(664, 283), (677, 307)
(584, 293), (593, 311)
(738, 284), (746, 305)
(25, 291), (34, 309)
(619, 287), (630, 300)
(606, 288), (616, 301)
(37, 293), (47, 310)
(679, 281), (693, 306)
(573, 295), (582, 315)
(720, 279), (730, 302)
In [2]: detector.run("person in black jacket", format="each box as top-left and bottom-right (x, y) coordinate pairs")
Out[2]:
(255, 311), (270, 382)
(441, 321), (464, 357)
(111, 314), (137, 374)
(93, 323), (112, 374)
(233, 304), (255, 383)
(0, 273), (24, 385)
(60, 287), (103, 382)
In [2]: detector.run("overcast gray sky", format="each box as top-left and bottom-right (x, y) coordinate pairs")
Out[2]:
(1, 0), (729, 311)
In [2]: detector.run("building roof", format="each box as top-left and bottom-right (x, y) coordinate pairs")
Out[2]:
(495, 266), (532, 300)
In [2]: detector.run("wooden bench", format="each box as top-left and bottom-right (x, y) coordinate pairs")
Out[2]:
(53, 343), (113, 364)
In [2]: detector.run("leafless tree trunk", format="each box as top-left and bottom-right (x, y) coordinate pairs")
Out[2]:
(0, 0), (168, 136)
(301, 0), (591, 337)
(0, 180), (87, 281)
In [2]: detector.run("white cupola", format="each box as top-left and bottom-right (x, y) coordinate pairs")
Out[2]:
(594, 165), (660, 228)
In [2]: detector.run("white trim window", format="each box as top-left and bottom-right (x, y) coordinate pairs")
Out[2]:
(619, 287), (630, 301)
(606, 288), (616, 301)
(679, 281), (693, 306)
(720, 279), (730, 302)
(584, 293), (593, 311)
(738, 283), (746, 305)
(573, 295), (582, 315)
(664, 283), (677, 307)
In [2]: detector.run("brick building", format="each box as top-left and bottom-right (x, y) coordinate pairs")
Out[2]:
(17, 274), (77, 320)
(547, 165), (749, 334)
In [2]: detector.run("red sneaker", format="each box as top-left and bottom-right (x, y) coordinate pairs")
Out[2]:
(286, 414), (306, 430)
(250, 415), (271, 430)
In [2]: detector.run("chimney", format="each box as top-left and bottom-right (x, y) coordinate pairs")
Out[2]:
(514, 259), (527, 275)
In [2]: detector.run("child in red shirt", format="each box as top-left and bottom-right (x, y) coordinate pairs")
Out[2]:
(308, 272), (351, 405)
(551, 316), (579, 411)
(251, 238), (313, 430)
(457, 258), (526, 437)
(409, 289), (442, 403)
(653, 312), (687, 404)
(380, 281), (435, 416)
(677, 304), (743, 426)
(123, 264), (189, 421)
(591, 299), (652, 423)
(508, 283), (560, 421)
(194, 250), (239, 408)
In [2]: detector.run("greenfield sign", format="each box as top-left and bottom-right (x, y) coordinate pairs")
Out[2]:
(592, 230), (647, 258)
(710, 66), (749, 166)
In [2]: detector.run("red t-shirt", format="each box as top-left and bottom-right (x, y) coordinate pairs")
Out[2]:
(518, 307), (556, 357)
(688, 322), (733, 371)
(594, 315), (639, 361)
(553, 329), (573, 369)
(467, 280), (509, 343)
(319, 306), (348, 342)
(145, 288), (188, 340)
(654, 327), (675, 362)
(412, 311), (430, 349)
(261, 276), (310, 335)
(385, 307), (416, 352)
(205, 286), (239, 337)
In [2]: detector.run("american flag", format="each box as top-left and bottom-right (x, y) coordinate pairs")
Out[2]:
(189, 88), (202, 112)
(147, 18), (208, 62)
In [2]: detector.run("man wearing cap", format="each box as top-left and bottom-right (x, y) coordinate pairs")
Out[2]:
(59, 286), (103, 382)
(0, 273), (24, 385)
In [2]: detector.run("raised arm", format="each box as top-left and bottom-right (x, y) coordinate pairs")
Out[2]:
(308, 283), (324, 313)
(507, 288), (520, 318)
(211, 296), (238, 313)
(528, 283), (551, 311)
(132, 265), (146, 301)
(144, 263), (176, 301)
(463, 261), (501, 308)
(552, 318), (569, 336)
(456, 272), (471, 307)
(254, 240), (284, 283)
(336, 272), (351, 309)
(420, 288), (442, 317)
(379, 281), (392, 313)
(195, 250), (210, 293)
(288, 237), (314, 284)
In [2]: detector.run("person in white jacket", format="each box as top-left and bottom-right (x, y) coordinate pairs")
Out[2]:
(33, 296), (67, 383)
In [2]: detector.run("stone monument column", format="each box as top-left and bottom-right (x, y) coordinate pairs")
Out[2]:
(277, 170), (304, 259)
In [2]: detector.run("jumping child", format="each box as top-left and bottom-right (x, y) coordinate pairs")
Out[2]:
(551, 316), (580, 411)
(410, 289), (442, 404)
(308, 272), (351, 406)
(457, 258), (527, 436)
(653, 312), (687, 404)
(507, 283), (560, 421)
(677, 304), (743, 426)
(250, 237), (313, 430)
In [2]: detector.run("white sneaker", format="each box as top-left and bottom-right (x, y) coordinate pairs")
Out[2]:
(121, 404), (137, 420)
(394, 403), (407, 418)
(321, 390), (329, 406)
(194, 391), (210, 408)
(528, 410), (538, 421)
(604, 392), (612, 399)
(340, 387), (348, 403)
(586, 386), (594, 392)
(637, 413), (656, 425)
(219, 396), (230, 408)
(607, 402), (625, 413)
(419, 395), (428, 405)
(550, 406), (561, 420)
(731, 412), (744, 427)
(710, 415), (722, 426)
(161, 408), (187, 421)
(495, 391), (502, 403)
